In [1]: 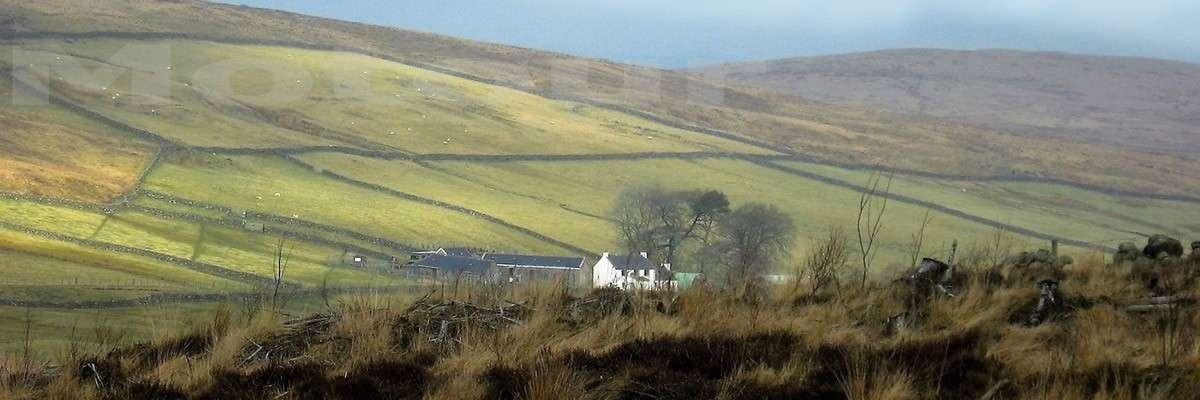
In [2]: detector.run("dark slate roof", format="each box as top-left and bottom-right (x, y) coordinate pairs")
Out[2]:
(483, 254), (585, 270)
(414, 255), (494, 275)
(608, 254), (650, 271)
(441, 247), (479, 258)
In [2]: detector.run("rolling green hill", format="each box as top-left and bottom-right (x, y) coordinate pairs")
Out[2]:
(0, 2), (1196, 353)
(2, 0), (1198, 198)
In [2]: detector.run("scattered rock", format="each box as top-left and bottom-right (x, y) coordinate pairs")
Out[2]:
(1144, 235), (1184, 259)
(1115, 242), (1141, 264)
(1005, 249), (1065, 268)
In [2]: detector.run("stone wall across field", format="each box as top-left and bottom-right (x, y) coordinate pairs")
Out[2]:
(0, 219), (282, 287)
(6, 30), (1196, 203)
(283, 156), (597, 258)
(0, 285), (415, 310)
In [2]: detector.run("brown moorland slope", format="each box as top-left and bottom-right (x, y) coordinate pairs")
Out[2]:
(1, 0), (1198, 198)
(0, 73), (154, 202)
(691, 48), (1200, 155)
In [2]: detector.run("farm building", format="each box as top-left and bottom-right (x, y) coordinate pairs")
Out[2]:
(409, 254), (499, 282)
(592, 252), (674, 290)
(482, 253), (585, 284)
(408, 247), (481, 263)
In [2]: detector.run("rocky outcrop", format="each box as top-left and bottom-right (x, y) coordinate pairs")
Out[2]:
(1115, 235), (1189, 265)
(1143, 235), (1184, 259)
(1004, 249), (1072, 268)
(1114, 242), (1142, 264)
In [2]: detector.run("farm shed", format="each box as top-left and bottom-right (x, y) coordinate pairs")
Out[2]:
(482, 253), (585, 284)
(411, 254), (499, 282)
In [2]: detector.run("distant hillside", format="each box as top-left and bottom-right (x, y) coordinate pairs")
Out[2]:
(690, 49), (1200, 155)
(3, 0), (1199, 198)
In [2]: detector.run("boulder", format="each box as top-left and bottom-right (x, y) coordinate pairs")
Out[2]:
(1114, 242), (1141, 264)
(1006, 249), (1063, 268)
(1057, 255), (1074, 267)
(907, 258), (950, 283)
(1143, 235), (1184, 259)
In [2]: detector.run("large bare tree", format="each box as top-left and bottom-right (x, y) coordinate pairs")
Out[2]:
(611, 186), (729, 267)
(611, 185), (662, 261)
(715, 203), (795, 286)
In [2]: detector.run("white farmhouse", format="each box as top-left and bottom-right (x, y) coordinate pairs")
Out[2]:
(592, 252), (673, 290)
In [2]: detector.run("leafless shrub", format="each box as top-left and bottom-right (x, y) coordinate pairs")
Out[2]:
(908, 208), (935, 270)
(800, 226), (850, 296)
(271, 238), (294, 312)
(856, 171), (894, 289)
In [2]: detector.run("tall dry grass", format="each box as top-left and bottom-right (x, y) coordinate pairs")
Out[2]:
(1, 254), (1197, 399)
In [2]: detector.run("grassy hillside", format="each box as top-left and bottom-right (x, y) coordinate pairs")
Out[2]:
(0, 230), (246, 301)
(1, 0), (1197, 198)
(3, 39), (771, 155)
(0, 77), (154, 202)
(777, 161), (1200, 245)
(142, 154), (575, 255)
(298, 154), (1050, 265)
(0, 196), (407, 291)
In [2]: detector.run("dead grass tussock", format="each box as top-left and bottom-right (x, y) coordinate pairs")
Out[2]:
(3, 258), (1200, 399)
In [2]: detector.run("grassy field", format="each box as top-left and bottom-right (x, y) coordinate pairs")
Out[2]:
(298, 153), (617, 253)
(0, 197), (406, 291)
(3, 39), (773, 155)
(0, 200), (106, 237)
(0, 295), (353, 355)
(0, 303), (216, 356)
(143, 153), (573, 254)
(0, 228), (248, 301)
(782, 160), (1200, 248)
(297, 154), (1067, 270)
(131, 193), (411, 258)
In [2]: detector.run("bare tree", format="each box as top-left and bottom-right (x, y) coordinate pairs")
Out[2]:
(611, 186), (729, 267)
(800, 226), (849, 295)
(716, 203), (796, 286)
(856, 171), (894, 289)
(665, 190), (730, 267)
(271, 238), (293, 312)
(611, 185), (662, 261)
(908, 208), (935, 270)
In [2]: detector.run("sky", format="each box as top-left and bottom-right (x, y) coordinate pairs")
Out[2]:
(222, 0), (1200, 68)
